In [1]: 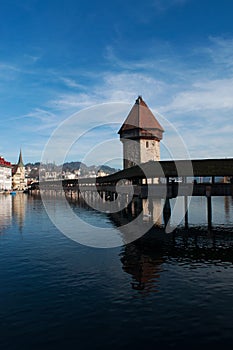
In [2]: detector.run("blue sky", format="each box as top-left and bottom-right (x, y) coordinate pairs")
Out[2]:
(0, 0), (233, 167)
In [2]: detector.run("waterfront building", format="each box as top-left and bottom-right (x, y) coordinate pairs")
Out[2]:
(97, 169), (110, 177)
(62, 171), (76, 180)
(118, 96), (164, 169)
(0, 156), (12, 190)
(12, 150), (27, 190)
(44, 171), (59, 181)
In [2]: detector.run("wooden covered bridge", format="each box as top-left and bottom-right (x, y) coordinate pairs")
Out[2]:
(30, 158), (233, 228)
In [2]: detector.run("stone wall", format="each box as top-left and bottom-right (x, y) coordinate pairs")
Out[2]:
(122, 138), (160, 169)
(140, 139), (160, 164)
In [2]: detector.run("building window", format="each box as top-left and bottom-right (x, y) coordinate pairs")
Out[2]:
(146, 141), (149, 148)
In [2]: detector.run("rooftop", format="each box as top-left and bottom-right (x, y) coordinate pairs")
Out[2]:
(118, 96), (164, 138)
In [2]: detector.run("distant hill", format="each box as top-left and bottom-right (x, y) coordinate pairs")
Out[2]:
(25, 161), (120, 178)
(62, 161), (83, 171)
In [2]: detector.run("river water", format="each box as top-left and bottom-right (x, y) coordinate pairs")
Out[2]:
(0, 193), (233, 349)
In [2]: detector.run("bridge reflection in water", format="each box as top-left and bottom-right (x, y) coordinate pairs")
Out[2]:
(120, 231), (233, 293)
(64, 193), (233, 293)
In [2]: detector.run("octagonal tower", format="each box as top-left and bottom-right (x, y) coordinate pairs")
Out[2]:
(118, 96), (164, 169)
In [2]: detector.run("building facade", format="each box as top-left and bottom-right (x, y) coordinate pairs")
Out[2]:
(118, 96), (164, 169)
(12, 150), (27, 190)
(0, 156), (12, 191)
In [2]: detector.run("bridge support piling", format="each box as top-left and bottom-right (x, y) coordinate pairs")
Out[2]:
(163, 198), (171, 228)
(206, 186), (212, 229)
(184, 196), (188, 229)
(207, 196), (212, 229)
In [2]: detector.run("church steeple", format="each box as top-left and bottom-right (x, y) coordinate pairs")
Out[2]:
(17, 149), (24, 167)
(12, 149), (26, 190)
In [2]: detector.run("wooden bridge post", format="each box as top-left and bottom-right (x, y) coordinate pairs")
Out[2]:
(183, 177), (188, 229)
(206, 186), (212, 229)
(163, 197), (171, 228)
(207, 196), (212, 229)
(184, 195), (188, 229)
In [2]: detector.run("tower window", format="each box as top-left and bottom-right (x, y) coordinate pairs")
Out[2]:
(146, 141), (149, 148)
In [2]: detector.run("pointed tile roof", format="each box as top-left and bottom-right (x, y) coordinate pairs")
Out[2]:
(118, 96), (164, 139)
(17, 149), (24, 167)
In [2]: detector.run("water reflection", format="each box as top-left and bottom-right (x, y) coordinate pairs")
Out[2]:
(120, 231), (233, 293)
(1, 193), (233, 349)
(0, 193), (26, 233)
(0, 194), (12, 233)
(142, 198), (162, 225)
(68, 191), (233, 234)
(224, 196), (230, 220)
(12, 193), (26, 232)
(120, 243), (164, 294)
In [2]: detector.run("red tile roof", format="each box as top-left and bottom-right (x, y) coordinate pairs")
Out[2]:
(0, 156), (11, 167)
(118, 96), (164, 138)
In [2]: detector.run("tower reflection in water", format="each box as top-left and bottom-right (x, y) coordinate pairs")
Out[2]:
(12, 193), (26, 232)
(120, 243), (164, 294)
(142, 198), (162, 225)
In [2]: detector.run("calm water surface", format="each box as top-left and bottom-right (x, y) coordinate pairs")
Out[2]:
(0, 193), (233, 349)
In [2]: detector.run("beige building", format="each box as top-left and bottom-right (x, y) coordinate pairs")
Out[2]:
(118, 96), (164, 169)
(12, 150), (27, 190)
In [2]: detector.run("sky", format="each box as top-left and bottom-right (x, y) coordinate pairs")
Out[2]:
(0, 0), (233, 167)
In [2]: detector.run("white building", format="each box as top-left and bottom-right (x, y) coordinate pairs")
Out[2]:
(44, 171), (58, 180)
(0, 156), (12, 191)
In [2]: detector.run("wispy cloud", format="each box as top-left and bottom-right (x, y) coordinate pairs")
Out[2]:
(152, 0), (189, 12)
(205, 36), (233, 71)
(49, 92), (100, 109)
(0, 63), (21, 72)
(7, 108), (64, 136)
(12, 108), (57, 123)
(24, 54), (41, 63)
(59, 77), (86, 89)
(49, 72), (168, 110)
(162, 77), (233, 113)
(0, 62), (22, 81)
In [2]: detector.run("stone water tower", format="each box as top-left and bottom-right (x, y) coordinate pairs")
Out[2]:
(118, 96), (164, 169)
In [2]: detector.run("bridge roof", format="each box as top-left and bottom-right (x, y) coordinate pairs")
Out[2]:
(95, 158), (233, 183)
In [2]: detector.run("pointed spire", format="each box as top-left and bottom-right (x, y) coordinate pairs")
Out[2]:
(17, 149), (24, 167)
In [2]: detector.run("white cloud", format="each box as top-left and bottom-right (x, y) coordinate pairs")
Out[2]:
(50, 72), (167, 111)
(162, 77), (233, 113)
